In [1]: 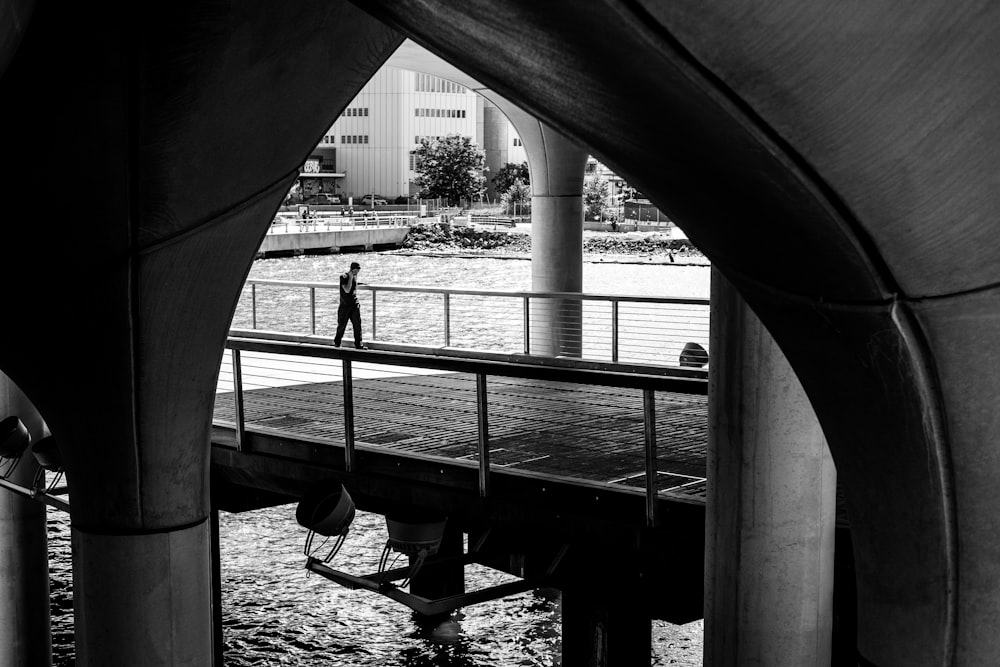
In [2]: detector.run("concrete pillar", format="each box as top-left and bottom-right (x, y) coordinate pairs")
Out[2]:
(0, 373), (52, 667)
(481, 99), (511, 202)
(704, 270), (836, 666)
(486, 98), (589, 356)
(527, 128), (588, 357)
(72, 521), (213, 666)
(562, 588), (651, 666)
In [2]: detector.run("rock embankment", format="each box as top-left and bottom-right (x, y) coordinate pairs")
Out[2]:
(400, 223), (704, 260)
(403, 224), (531, 252)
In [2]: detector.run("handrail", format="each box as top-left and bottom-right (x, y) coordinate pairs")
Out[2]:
(226, 336), (707, 392)
(235, 279), (711, 369)
(228, 327), (710, 380)
(267, 216), (415, 233)
(243, 278), (709, 305)
(219, 335), (706, 528)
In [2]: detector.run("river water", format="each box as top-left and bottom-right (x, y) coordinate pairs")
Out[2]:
(48, 248), (710, 666)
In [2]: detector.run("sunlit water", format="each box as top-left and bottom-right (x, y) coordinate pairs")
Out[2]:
(48, 249), (709, 666)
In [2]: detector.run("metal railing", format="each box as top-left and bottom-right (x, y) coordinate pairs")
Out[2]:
(215, 337), (709, 526)
(269, 214), (415, 233)
(232, 279), (711, 370)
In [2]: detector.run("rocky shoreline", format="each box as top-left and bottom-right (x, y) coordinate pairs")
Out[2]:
(397, 223), (707, 264)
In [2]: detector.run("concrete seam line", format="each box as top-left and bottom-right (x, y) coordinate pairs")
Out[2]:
(70, 514), (210, 537)
(719, 262), (895, 310)
(890, 299), (958, 667)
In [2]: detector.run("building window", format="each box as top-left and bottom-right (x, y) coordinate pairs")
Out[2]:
(513, 137), (523, 147)
(340, 135), (369, 145)
(416, 74), (467, 94)
(341, 107), (370, 117)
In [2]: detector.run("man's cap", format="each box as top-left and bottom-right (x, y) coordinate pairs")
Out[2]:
(350, 262), (361, 270)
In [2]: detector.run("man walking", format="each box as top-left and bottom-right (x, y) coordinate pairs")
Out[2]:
(333, 261), (368, 349)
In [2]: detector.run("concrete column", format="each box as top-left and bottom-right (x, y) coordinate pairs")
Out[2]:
(562, 588), (651, 666)
(0, 374), (52, 667)
(527, 127), (588, 357)
(491, 98), (589, 357)
(72, 521), (213, 666)
(704, 270), (836, 666)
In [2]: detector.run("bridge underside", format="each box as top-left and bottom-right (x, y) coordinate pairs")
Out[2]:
(2, 1), (999, 665)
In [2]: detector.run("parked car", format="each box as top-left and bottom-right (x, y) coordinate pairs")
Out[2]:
(303, 193), (342, 205)
(361, 194), (388, 206)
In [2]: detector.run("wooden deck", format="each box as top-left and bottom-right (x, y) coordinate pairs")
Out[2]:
(208, 355), (846, 623)
(213, 370), (709, 504)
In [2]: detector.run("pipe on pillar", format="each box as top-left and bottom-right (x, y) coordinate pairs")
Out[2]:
(0, 373), (52, 667)
(704, 269), (836, 666)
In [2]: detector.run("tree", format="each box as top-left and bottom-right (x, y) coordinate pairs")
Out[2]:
(492, 161), (529, 194)
(583, 175), (610, 221)
(413, 134), (487, 205)
(500, 178), (531, 215)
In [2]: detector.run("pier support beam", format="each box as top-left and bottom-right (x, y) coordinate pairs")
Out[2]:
(704, 270), (837, 666)
(562, 588), (651, 666)
(0, 374), (52, 667)
(408, 524), (465, 605)
(72, 521), (213, 666)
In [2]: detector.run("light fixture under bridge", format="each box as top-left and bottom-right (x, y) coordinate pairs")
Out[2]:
(296, 483), (569, 617)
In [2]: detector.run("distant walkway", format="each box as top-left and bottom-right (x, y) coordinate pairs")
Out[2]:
(258, 217), (411, 257)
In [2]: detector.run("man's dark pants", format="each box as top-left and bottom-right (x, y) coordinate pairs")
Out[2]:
(334, 303), (362, 347)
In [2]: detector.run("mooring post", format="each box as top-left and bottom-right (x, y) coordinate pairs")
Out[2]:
(562, 587), (651, 666)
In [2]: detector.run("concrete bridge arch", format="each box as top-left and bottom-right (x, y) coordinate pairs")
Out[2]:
(1, 2), (998, 665)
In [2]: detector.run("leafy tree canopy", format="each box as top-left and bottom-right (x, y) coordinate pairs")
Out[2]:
(413, 134), (487, 205)
(500, 178), (531, 215)
(492, 161), (529, 194)
(583, 175), (610, 221)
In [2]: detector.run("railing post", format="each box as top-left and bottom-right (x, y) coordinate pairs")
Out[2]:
(310, 287), (316, 335)
(643, 388), (658, 527)
(342, 359), (356, 473)
(370, 289), (377, 342)
(523, 295), (531, 354)
(232, 349), (246, 452)
(444, 293), (451, 347)
(612, 300), (620, 363)
(251, 283), (257, 330)
(476, 373), (490, 497)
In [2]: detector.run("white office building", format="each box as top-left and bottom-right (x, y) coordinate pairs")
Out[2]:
(307, 65), (526, 203)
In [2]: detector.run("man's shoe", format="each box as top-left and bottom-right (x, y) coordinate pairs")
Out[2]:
(358, 343), (369, 350)
(333, 341), (341, 348)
